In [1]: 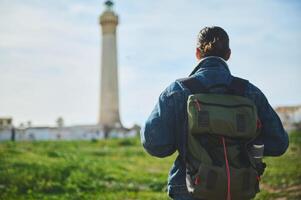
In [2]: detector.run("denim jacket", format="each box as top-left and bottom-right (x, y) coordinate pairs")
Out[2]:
(140, 56), (289, 198)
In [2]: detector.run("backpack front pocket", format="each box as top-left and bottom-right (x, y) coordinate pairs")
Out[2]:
(186, 163), (259, 200)
(187, 94), (258, 139)
(186, 163), (227, 200)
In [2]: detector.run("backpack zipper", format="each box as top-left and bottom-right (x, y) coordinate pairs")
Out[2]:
(222, 136), (231, 200)
(196, 100), (253, 109)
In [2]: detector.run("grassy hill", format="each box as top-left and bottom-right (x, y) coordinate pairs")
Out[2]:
(0, 132), (300, 200)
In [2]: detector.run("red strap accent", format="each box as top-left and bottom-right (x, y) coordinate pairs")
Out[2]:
(222, 137), (231, 200)
(256, 176), (261, 181)
(256, 119), (262, 129)
(194, 99), (201, 111)
(194, 176), (201, 185)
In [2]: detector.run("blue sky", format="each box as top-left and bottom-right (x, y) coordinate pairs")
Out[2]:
(0, 0), (300, 127)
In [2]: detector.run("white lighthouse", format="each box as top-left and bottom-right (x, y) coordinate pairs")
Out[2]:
(99, 0), (121, 128)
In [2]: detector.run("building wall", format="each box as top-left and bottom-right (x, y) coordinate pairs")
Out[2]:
(276, 106), (301, 132)
(0, 126), (136, 141)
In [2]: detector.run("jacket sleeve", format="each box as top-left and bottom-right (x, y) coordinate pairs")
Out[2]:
(140, 86), (177, 158)
(251, 85), (289, 156)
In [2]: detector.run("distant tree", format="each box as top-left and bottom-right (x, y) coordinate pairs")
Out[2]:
(11, 127), (15, 141)
(103, 125), (110, 139)
(131, 124), (141, 136)
(19, 123), (24, 128)
(27, 121), (32, 128)
(56, 117), (64, 128)
(293, 122), (301, 131)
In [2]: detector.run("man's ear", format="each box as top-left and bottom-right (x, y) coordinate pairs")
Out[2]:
(196, 48), (202, 60)
(224, 49), (231, 61)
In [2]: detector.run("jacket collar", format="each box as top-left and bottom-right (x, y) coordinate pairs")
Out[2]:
(189, 56), (230, 76)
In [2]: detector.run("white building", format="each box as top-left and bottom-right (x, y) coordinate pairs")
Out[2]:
(0, 125), (137, 141)
(275, 105), (301, 132)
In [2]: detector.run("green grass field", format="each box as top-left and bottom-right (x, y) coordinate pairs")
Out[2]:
(0, 131), (300, 200)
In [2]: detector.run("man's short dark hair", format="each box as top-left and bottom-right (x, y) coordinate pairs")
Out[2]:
(197, 26), (230, 59)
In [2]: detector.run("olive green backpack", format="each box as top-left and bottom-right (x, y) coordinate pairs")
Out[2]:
(180, 77), (264, 200)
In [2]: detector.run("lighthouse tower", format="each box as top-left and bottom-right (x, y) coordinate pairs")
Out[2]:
(99, 0), (121, 128)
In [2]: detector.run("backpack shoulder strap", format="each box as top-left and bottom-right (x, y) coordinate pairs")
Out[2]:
(177, 77), (208, 94)
(228, 77), (249, 96)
